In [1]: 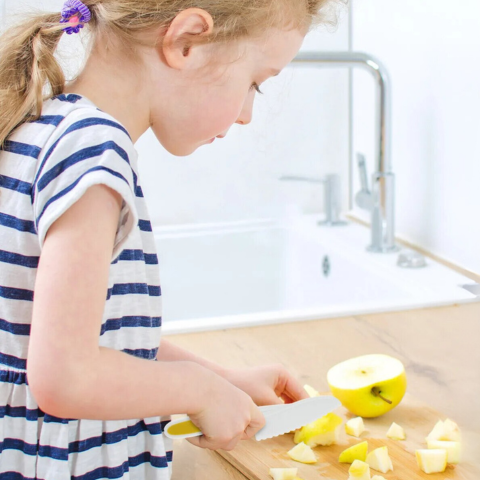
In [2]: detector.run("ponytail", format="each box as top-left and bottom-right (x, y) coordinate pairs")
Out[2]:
(0, 14), (65, 147)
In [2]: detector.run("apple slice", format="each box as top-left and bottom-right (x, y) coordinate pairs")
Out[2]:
(443, 418), (461, 441)
(295, 412), (343, 447)
(327, 354), (407, 417)
(386, 422), (405, 440)
(339, 441), (368, 463)
(346, 417), (366, 437)
(415, 449), (447, 474)
(366, 446), (393, 473)
(427, 440), (461, 464)
(426, 418), (461, 442)
(303, 384), (320, 397)
(269, 468), (298, 480)
(348, 459), (371, 480)
(426, 419), (445, 441)
(287, 442), (317, 464)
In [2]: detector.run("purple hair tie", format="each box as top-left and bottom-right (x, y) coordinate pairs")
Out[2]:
(60, 0), (91, 35)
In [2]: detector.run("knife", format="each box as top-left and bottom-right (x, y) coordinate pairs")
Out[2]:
(164, 395), (341, 441)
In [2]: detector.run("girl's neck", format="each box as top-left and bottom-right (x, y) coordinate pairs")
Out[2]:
(64, 47), (152, 143)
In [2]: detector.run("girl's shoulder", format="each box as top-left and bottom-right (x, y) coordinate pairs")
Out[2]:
(35, 93), (138, 172)
(41, 94), (133, 145)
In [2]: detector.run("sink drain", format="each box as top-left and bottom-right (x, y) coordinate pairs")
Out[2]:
(322, 256), (331, 277)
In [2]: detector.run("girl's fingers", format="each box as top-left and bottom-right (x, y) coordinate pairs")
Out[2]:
(186, 432), (243, 451)
(278, 372), (310, 402)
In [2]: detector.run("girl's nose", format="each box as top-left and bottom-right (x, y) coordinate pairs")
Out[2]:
(236, 91), (255, 126)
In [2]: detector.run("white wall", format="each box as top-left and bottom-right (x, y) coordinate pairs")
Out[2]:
(351, 0), (480, 275)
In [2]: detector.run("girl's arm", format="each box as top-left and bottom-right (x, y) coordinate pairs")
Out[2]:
(27, 184), (221, 420)
(157, 341), (310, 406)
(156, 339), (228, 378)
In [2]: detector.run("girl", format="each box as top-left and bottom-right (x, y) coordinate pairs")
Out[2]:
(0, 0), (336, 478)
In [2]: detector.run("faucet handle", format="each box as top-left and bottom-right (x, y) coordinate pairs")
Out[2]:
(355, 153), (373, 211)
(357, 153), (370, 192)
(279, 174), (347, 226)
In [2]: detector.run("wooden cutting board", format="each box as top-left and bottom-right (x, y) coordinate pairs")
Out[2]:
(217, 393), (478, 480)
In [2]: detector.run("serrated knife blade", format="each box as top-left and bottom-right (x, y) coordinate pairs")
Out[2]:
(254, 395), (341, 441)
(163, 395), (341, 442)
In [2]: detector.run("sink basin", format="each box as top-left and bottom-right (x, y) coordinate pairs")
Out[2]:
(154, 215), (477, 334)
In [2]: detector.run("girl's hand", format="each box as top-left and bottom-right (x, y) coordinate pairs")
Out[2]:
(223, 364), (310, 406)
(186, 369), (265, 451)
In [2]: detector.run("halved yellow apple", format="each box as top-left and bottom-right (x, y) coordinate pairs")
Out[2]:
(327, 354), (407, 417)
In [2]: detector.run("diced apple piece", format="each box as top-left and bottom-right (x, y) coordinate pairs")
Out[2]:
(386, 422), (405, 440)
(339, 441), (368, 463)
(427, 440), (461, 464)
(303, 384), (320, 397)
(293, 429), (304, 444)
(348, 459), (371, 480)
(346, 417), (366, 437)
(269, 467), (298, 480)
(366, 446), (393, 474)
(298, 412), (343, 447)
(425, 418), (461, 443)
(371, 476), (386, 480)
(287, 442), (317, 464)
(415, 449), (447, 474)
(426, 419), (445, 442)
(443, 418), (461, 441)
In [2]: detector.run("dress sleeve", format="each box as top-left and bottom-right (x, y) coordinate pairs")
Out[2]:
(32, 108), (139, 261)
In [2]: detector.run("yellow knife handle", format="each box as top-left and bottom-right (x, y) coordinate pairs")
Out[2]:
(164, 416), (202, 439)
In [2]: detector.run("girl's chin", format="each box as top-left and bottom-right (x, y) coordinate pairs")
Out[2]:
(161, 138), (216, 157)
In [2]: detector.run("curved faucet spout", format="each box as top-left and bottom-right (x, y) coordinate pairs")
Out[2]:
(289, 51), (398, 253)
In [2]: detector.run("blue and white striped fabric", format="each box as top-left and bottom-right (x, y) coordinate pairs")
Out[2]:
(0, 94), (173, 479)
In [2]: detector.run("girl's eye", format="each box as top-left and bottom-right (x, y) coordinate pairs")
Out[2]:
(251, 83), (263, 95)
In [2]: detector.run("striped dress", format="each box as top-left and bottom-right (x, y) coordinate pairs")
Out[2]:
(0, 94), (173, 479)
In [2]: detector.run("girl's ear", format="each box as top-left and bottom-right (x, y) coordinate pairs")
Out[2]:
(162, 8), (214, 70)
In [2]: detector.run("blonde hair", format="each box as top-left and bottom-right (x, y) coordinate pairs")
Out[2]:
(0, 0), (341, 147)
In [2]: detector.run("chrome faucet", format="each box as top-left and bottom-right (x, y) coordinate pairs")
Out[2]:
(290, 52), (399, 253)
(279, 174), (347, 226)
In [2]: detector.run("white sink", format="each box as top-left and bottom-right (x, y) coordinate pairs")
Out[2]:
(154, 215), (477, 334)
